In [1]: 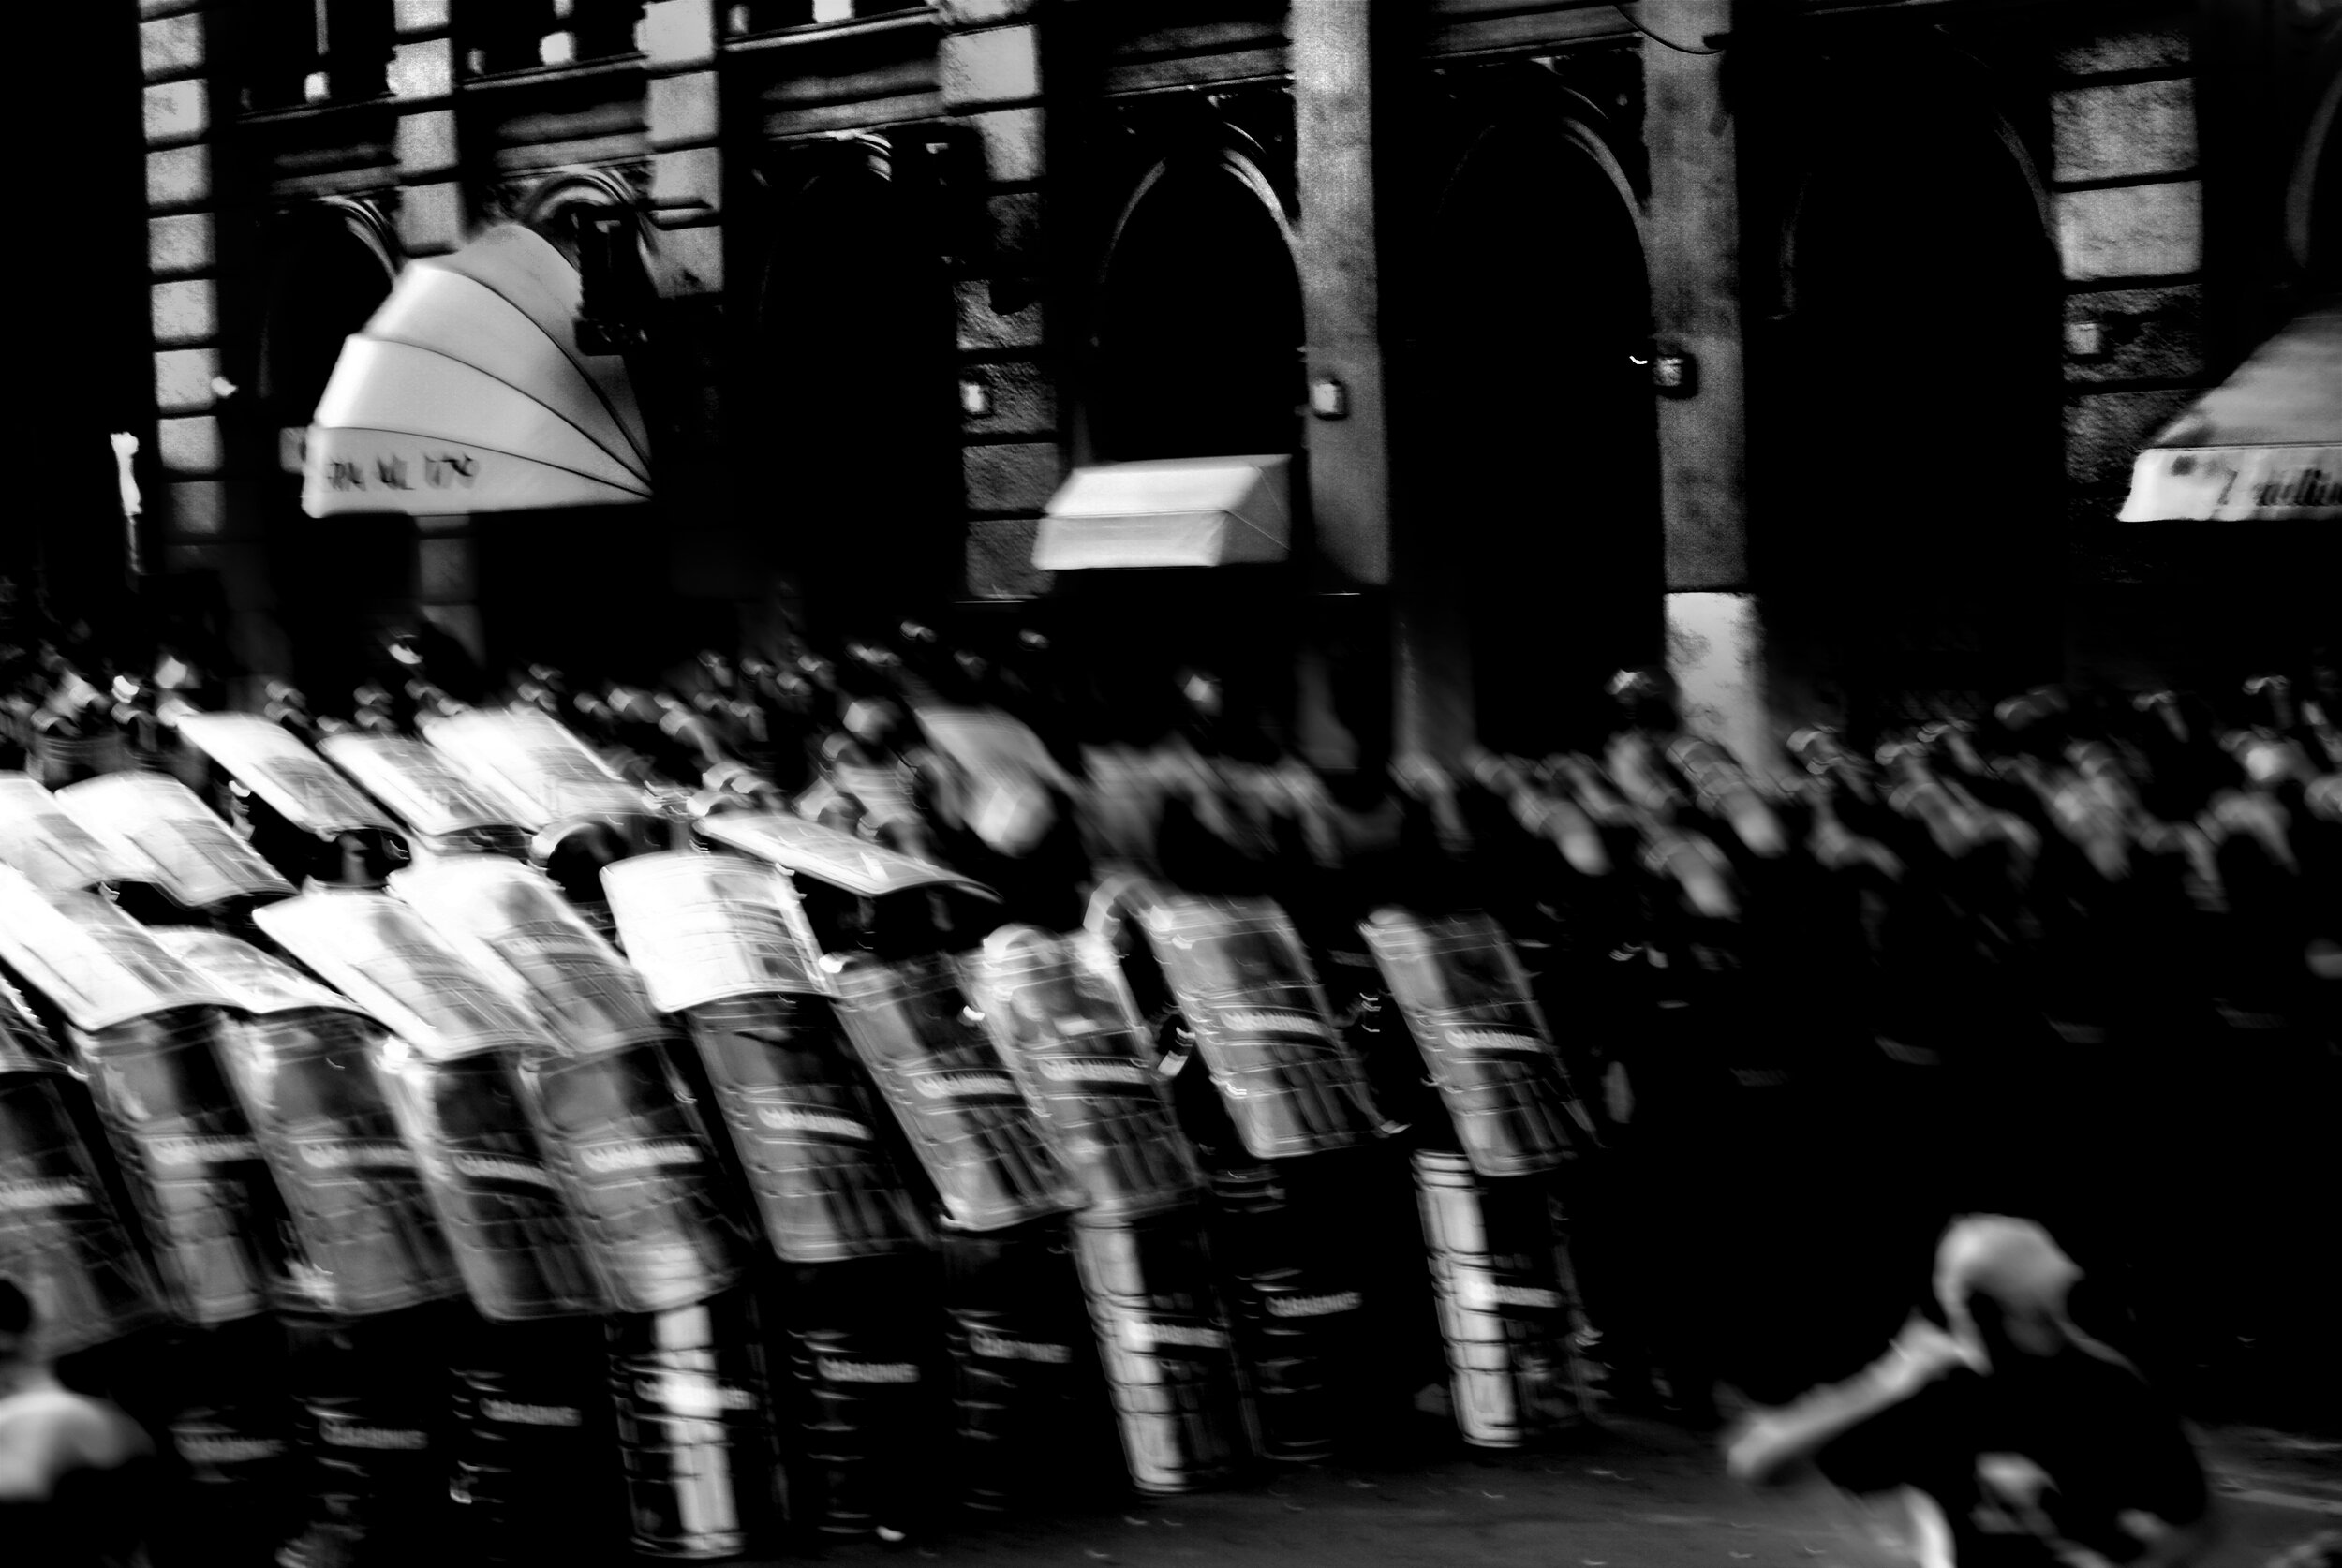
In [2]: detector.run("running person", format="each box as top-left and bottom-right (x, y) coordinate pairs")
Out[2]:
(1725, 1216), (2220, 1568)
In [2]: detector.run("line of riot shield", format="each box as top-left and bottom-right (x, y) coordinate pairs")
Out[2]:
(604, 851), (932, 1264)
(1360, 909), (1601, 1179)
(606, 1282), (790, 1560)
(1066, 1206), (1257, 1495)
(252, 891), (609, 1322)
(826, 952), (1089, 1235)
(1412, 1149), (1589, 1448)
(393, 855), (756, 1315)
(0, 872), (291, 1323)
(158, 927), (466, 1319)
(1085, 878), (1383, 1161)
(959, 925), (1203, 1220)
(0, 980), (169, 1356)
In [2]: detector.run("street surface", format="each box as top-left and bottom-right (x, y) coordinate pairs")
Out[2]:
(779, 1414), (2340, 1568)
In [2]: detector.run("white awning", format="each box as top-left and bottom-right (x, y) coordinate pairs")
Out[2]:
(1033, 454), (1292, 569)
(302, 225), (653, 517)
(2120, 296), (2342, 521)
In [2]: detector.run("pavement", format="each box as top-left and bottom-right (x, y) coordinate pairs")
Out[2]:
(777, 1413), (2340, 1568)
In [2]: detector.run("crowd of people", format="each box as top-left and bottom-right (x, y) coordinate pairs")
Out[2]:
(3, 603), (2337, 1567)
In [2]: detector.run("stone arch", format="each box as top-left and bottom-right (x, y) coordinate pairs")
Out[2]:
(1417, 95), (1664, 753)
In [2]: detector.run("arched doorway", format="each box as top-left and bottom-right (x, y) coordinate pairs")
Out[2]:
(755, 140), (960, 648)
(256, 200), (403, 705)
(1771, 72), (2061, 732)
(1069, 144), (1307, 748)
(1422, 113), (1663, 756)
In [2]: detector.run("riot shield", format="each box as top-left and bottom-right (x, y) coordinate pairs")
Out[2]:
(251, 892), (607, 1322)
(393, 855), (755, 1314)
(960, 925), (1201, 1218)
(604, 851), (927, 1264)
(1360, 910), (1599, 1178)
(0, 770), (147, 891)
(1068, 1208), (1257, 1494)
(56, 772), (292, 914)
(418, 704), (657, 832)
(1087, 878), (1382, 1161)
(169, 712), (408, 887)
(606, 1285), (788, 1560)
(156, 927), (463, 1319)
(827, 953), (1088, 1234)
(1413, 1150), (1587, 1447)
(0, 870), (288, 1323)
(0, 982), (169, 1355)
(317, 732), (533, 859)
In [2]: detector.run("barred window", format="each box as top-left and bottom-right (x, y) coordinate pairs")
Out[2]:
(241, 0), (391, 111)
(460, 0), (645, 76)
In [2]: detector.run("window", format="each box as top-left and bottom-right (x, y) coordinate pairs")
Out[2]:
(460, 0), (645, 75)
(722, 0), (926, 37)
(241, 0), (391, 111)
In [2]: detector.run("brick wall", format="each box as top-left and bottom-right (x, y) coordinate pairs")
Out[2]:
(2050, 14), (2210, 532)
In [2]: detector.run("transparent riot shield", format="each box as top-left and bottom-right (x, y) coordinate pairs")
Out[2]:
(1413, 1150), (1588, 1447)
(394, 855), (754, 1314)
(0, 770), (147, 891)
(606, 1284), (788, 1560)
(56, 772), (292, 915)
(170, 712), (408, 887)
(317, 732), (533, 860)
(0, 871), (289, 1324)
(826, 953), (1088, 1234)
(1360, 910), (1600, 1178)
(1086, 877), (1383, 1161)
(252, 891), (607, 1322)
(1068, 1207), (1257, 1494)
(156, 927), (463, 1319)
(959, 925), (1201, 1218)
(0, 981), (168, 1355)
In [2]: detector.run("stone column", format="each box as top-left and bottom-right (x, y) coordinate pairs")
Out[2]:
(1641, 0), (1777, 776)
(143, 1), (285, 704)
(385, 0), (483, 662)
(1292, 0), (1412, 768)
(937, 0), (1061, 604)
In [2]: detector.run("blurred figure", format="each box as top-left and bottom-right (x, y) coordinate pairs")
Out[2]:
(1725, 1216), (2218, 1568)
(0, 1278), (159, 1568)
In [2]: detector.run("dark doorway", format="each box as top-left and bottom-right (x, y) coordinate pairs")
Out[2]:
(1423, 121), (1664, 756)
(1771, 96), (2061, 732)
(1091, 155), (1304, 463)
(756, 151), (960, 648)
(256, 207), (408, 710)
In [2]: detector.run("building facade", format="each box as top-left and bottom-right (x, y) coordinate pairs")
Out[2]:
(128, 0), (2342, 762)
